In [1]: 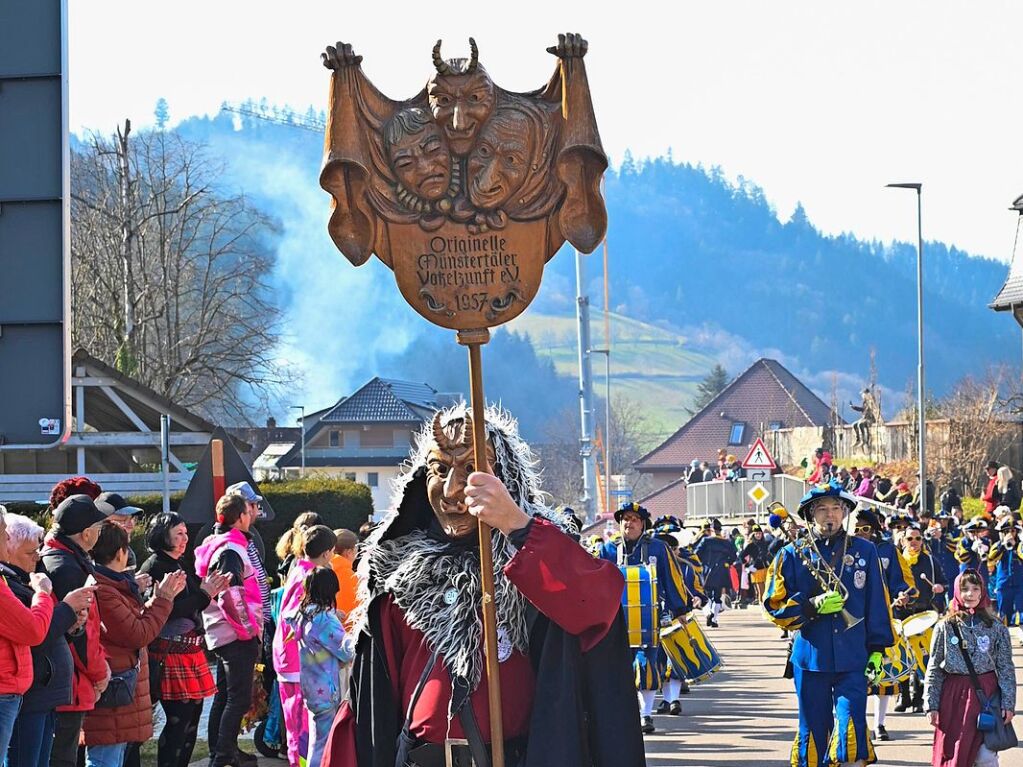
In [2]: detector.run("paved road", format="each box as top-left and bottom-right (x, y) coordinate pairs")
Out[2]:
(644, 607), (1023, 766)
(192, 607), (1023, 766)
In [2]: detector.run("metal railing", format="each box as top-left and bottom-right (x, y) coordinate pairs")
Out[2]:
(685, 475), (807, 523)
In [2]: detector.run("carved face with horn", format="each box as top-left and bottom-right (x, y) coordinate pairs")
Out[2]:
(427, 38), (496, 157)
(425, 412), (496, 539)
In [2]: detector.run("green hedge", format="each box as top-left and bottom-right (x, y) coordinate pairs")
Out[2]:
(5, 477), (374, 574)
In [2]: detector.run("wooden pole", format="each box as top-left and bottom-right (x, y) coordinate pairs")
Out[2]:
(457, 328), (504, 767)
(211, 439), (226, 503)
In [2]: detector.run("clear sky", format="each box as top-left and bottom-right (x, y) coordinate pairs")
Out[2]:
(70, 0), (1022, 261)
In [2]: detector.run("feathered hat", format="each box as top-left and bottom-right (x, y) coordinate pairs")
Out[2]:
(795, 479), (859, 520)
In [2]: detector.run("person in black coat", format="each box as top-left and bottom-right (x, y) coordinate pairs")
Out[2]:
(694, 519), (737, 627)
(139, 513), (230, 767)
(739, 525), (772, 604)
(39, 495), (111, 767)
(1, 514), (95, 767)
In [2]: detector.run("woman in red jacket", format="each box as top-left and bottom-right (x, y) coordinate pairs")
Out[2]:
(0, 505), (57, 757)
(82, 523), (183, 767)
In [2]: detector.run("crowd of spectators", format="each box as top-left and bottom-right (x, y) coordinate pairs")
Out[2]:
(0, 475), (362, 767)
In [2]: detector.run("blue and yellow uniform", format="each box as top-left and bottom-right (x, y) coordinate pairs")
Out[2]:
(956, 519), (992, 582)
(764, 483), (894, 767)
(675, 544), (706, 605)
(875, 539), (914, 602)
(600, 527), (690, 693)
(851, 509), (911, 700)
(928, 534), (959, 606)
(988, 534), (1023, 625)
(650, 519), (704, 705)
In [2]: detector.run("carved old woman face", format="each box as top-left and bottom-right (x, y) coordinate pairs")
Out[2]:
(425, 414), (497, 539)
(385, 109), (452, 201)
(467, 108), (533, 211)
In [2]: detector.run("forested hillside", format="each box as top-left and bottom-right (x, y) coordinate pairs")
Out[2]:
(158, 109), (1017, 436)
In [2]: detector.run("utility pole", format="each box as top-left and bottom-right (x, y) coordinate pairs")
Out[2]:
(290, 404), (306, 478)
(887, 183), (926, 509)
(575, 249), (595, 521)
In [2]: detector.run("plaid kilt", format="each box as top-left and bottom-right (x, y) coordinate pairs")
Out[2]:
(150, 638), (216, 701)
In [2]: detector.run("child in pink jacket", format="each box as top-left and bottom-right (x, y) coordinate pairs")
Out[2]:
(272, 526), (336, 767)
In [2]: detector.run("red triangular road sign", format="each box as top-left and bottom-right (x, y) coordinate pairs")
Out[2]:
(741, 437), (776, 470)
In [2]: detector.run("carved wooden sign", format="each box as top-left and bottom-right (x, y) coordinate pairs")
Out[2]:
(320, 33), (607, 330)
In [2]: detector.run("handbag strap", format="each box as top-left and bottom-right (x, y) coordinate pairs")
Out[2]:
(400, 650), (439, 739)
(949, 621), (990, 707)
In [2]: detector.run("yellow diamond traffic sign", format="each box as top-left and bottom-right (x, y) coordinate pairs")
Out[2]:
(747, 482), (770, 505)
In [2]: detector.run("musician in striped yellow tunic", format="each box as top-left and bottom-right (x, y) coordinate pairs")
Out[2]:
(651, 517), (703, 712)
(600, 503), (690, 735)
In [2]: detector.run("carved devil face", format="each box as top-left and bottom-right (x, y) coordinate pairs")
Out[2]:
(467, 108), (532, 211)
(427, 71), (496, 157)
(425, 414), (497, 539)
(388, 120), (452, 201)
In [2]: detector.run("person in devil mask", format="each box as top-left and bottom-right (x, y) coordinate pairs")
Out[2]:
(323, 406), (644, 767)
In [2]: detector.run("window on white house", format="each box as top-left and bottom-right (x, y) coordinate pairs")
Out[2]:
(344, 472), (356, 482)
(329, 431), (340, 447)
(367, 472), (379, 487)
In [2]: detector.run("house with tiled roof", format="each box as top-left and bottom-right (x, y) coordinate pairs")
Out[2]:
(633, 358), (836, 519)
(990, 193), (1023, 326)
(274, 378), (461, 512)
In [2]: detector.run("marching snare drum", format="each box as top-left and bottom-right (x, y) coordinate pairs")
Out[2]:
(677, 615), (723, 684)
(877, 619), (915, 686)
(621, 564), (659, 648)
(901, 610), (939, 637)
(902, 610), (939, 677)
(659, 619), (698, 680)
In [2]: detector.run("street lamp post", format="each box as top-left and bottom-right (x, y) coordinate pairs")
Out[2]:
(590, 347), (611, 518)
(290, 404), (306, 478)
(886, 182), (926, 509)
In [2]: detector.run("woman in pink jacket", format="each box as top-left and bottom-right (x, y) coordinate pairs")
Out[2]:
(272, 526), (337, 767)
(194, 494), (264, 767)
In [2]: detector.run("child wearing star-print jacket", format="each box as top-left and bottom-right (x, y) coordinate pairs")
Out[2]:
(292, 567), (355, 767)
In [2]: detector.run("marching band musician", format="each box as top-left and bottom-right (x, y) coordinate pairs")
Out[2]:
(925, 516), (960, 607)
(599, 503), (690, 735)
(988, 517), (1023, 625)
(764, 480), (895, 767)
(851, 507), (912, 742)
(894, 524), (946, 714)
(693, 518), (738, 628)
(651, 517), (701, 712)
(956, 517), (994, 580)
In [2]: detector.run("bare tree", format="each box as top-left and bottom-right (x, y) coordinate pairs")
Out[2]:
(537, 395), (657, 508)
(71, 121), (293, 422)
(936, 368), (1016, 495)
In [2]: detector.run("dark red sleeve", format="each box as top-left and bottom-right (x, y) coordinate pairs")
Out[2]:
(504, 518), (624, 652)
(322, 700), (357, 767)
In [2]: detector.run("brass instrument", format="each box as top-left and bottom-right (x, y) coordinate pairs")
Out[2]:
(767, 501), (864, 631)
